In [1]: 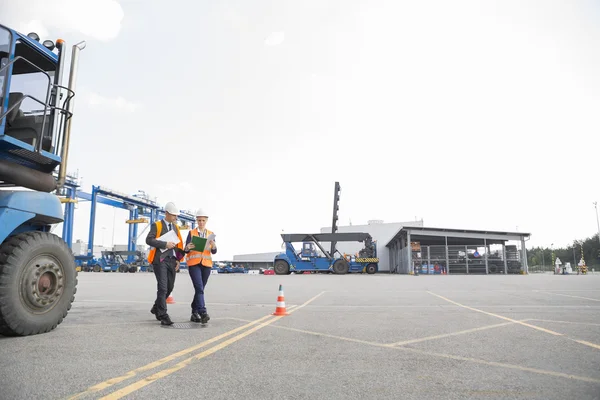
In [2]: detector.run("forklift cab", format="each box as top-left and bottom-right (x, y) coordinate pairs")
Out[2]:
(1, 28), (63, 155)
(301, 242), (319, 258)
(0, 24), (83, 193)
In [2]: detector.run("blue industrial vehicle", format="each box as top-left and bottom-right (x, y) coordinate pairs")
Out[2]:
(274, 233), (379, 275)
(0, 25), (85, 336)
(75, 255), (100, 272)
(218, 264), (233, 273)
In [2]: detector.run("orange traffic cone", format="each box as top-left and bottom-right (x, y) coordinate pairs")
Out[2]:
(272, 284), (289, 316)
(166, 292), (175, 304)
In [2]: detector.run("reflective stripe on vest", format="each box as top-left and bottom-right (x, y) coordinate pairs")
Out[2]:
(186, 227), (214, 267)
(147, 220), (184, 263)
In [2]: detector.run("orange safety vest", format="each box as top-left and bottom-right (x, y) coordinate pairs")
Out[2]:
(186, 228), (214, 267)
(147, 220), (184, 263)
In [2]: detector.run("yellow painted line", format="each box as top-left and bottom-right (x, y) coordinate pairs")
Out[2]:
(426, 291), (564, 336)
(97, 292), (326, 400)
(537, 291), (600, 302)
(99, 317), (282, 399)
(226, 317), (600, 385)
(389, 321), (526, 346)
(65, 314), (273, 400)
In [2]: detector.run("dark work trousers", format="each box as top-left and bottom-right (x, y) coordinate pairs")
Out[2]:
(153, 256), (177, 318)
(188, 266), (212, 314)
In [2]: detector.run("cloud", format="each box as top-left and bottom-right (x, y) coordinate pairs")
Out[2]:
(152, 182), (199, 213)
(264, 31), (285, 47)
(154, 182), (195, 194)
(81, 89), (142, 113)
(1, 0), (124, 42)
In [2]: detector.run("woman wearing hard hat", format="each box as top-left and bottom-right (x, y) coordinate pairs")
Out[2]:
(183, 208), (217, 324)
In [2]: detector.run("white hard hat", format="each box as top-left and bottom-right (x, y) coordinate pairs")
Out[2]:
(165, 202), (179, 216)
(195, 208), (208, 218)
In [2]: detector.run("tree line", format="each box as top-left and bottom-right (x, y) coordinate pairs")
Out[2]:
(527, 234), (600, 267)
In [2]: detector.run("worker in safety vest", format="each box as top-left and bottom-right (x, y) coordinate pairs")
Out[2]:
(146, 201), (185, 326)
(183, 208), (216, 324)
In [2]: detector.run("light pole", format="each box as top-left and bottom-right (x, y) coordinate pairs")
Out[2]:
(551, 243), (555, 274)
(594, 202), (600, 245)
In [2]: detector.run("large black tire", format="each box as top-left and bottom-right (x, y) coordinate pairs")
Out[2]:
(333, 259), (349, 274)
(0, 231), (78, 336)
(365, 263), (377, 274)
(274, 260), (289, 275)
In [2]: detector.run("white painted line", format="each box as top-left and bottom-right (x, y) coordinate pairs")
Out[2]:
(396, 346), (600, 384)
(528, 319), (600, 327)
(287, 304), (600, 309)
(535, 291), (600, 302)
(427, 291), (564, 336)
(531, 290), (600, 292)
(570, 339), (600, 350)
(226, 317), (600, 384)
(428, 291), (600, 351)
(390, 321), (523, 346)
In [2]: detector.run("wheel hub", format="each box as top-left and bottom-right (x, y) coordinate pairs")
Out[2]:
(22, 257), (64, 313)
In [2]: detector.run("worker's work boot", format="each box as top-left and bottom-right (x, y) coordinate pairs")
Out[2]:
(190, 312), (202, 323)
(150, 305), (160, 320)
(200, 312), (210, 324)
(160, 314), (174, 326)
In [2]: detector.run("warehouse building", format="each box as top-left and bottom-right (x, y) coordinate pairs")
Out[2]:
(229, 220), (530, 275)
(231, 252), (281, 270)
(386, 226), (530, 274)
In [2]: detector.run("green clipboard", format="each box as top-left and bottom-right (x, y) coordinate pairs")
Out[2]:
(191, 235), (207, 251)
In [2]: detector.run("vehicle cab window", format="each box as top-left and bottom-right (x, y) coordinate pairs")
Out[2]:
(2, 34), (57, 150)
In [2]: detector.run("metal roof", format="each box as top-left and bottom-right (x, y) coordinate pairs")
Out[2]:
(385, 226), (531, 247)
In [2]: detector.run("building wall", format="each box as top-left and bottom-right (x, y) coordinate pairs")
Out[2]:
(319, 220), (424, 272)
(233, 252), (282, 263)
(230, 253), (280, 270)
(113, 244), (147, 253)
(71, 240), (110, 258)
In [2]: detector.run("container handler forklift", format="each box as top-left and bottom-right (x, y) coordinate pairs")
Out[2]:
(0, 24), (85, 336)
(274, 232), (379, 274)
(273, 181), (379, 274)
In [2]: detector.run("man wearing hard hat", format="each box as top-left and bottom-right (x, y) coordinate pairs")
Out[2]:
(183, 208), (217, 324)
(146, 201), (185, 326)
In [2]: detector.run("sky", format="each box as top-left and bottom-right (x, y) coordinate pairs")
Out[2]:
(1, 0), (599, 259)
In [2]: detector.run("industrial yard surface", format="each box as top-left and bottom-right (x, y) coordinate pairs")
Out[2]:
(1, 273), (599, 400)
